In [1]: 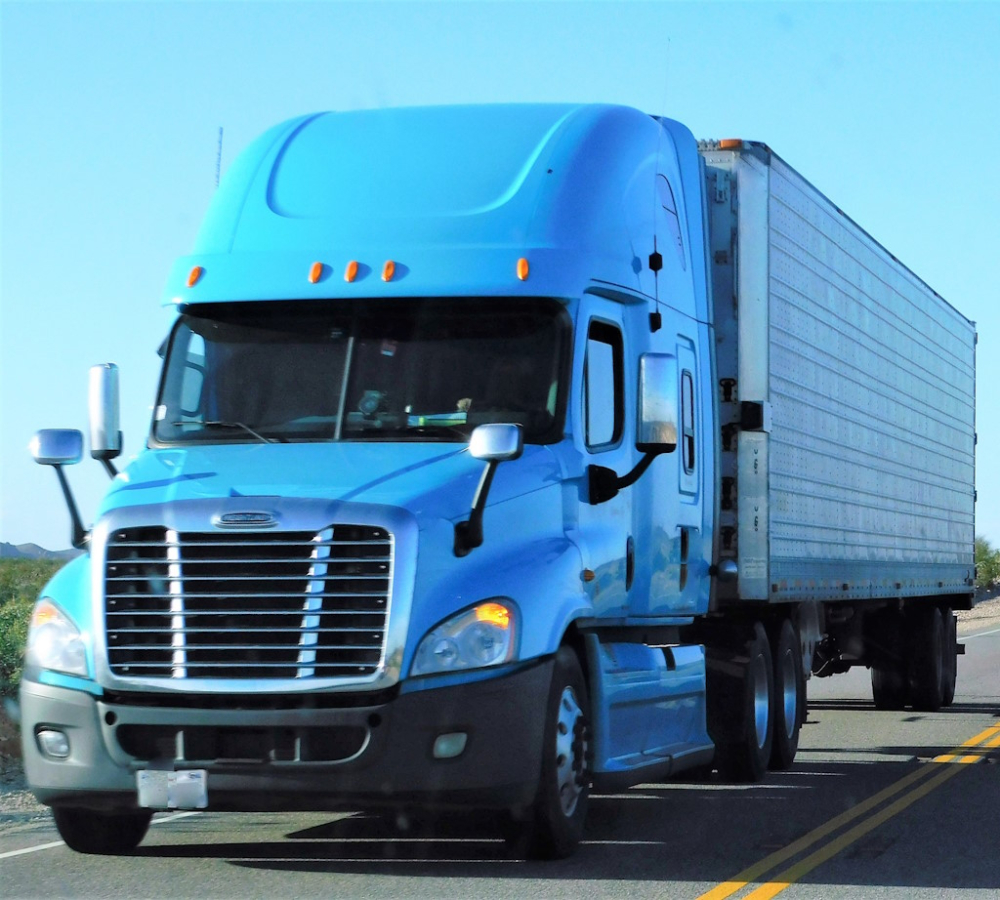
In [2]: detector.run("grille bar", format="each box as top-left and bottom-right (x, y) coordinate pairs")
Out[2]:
(105, 524), (392, 680)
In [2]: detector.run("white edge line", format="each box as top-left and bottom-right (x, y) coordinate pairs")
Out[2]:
(0, 840), (65, 861)
(0, 810), (200, 860)
(963, 625), (1000, 640)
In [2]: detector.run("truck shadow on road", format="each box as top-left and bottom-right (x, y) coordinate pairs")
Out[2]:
(131, 747), (1000, 890)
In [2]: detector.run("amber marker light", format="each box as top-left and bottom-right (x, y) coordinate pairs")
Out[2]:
(186, 266), (203, 287)
(345, 260), (359, 283)
(308, 262), (324, 284)
(475, 602), (511, 629)
(718, 139), (742, 150)
(382, 260), (396, 282)
(517, 257), (530, 281)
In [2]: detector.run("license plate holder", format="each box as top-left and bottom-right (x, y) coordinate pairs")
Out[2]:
(137, 769), (208, 810)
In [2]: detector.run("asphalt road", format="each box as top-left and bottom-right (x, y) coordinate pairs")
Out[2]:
(3, 618), (999, 900)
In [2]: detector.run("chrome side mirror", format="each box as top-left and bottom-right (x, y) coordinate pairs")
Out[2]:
(588, 353), (678, 506)
(469, 423), (524, 463)
(29, 429), (87, 549)
(456, 424), (524, 556)
(30, 429), (84, 466)
(637, 353), (678, 453)
(89, 363), (121, 461)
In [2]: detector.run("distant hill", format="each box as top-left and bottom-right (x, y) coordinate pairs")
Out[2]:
(0, 542), (81, 561)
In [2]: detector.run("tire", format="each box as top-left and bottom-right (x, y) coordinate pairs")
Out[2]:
(52, 807), (152, 855)
(522, 646), (591, 860)
(712, 622), (774, 783)
(769, 618), (804, 770)
(871, 661), (908, 710)
(908, 606), (944, 712)
(940, 608), (957, 707)
(870, 609), (909, 710)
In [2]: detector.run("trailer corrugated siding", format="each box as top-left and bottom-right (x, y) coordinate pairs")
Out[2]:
(703, 143), (976, 603)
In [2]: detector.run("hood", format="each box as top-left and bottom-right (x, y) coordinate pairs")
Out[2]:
(98, 441), (562, 527)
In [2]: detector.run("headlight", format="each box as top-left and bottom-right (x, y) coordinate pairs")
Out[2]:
(411, 601), (516, 677)
(26, 599), (89, 678)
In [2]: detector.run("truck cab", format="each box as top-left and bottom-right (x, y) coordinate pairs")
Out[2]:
(22, 104), (722, 858)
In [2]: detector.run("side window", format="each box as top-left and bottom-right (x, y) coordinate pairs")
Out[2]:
(584, 321), (623, 449)
(180, 334), (206, 416)
(681, 369), (696, 474)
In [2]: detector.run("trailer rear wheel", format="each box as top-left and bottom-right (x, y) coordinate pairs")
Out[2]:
(769, 618), (804, 770)
(908, 606), (944, 712)
(871, 661), (908, 710)
(711, 622), (774, 783)
(870, 609), (908, 710)
(940, 608), (957, 707)
(52, 807), (152, 855)
(520, 646), (591, 859)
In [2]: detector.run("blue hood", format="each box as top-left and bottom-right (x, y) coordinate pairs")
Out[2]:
(98, 441), (562, 527)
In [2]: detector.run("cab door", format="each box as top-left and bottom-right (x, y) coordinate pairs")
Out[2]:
(628, 317), (704, 618)
(574, 309), (635, 619)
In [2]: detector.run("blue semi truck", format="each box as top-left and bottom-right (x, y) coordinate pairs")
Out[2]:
(21, 104), (976, 858)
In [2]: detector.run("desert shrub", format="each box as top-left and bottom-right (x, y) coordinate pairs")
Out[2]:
(0, 559), (60, 695)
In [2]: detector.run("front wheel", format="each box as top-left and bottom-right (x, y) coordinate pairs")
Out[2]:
(519, 646), (591, 860)
(52, 807), (152, 855)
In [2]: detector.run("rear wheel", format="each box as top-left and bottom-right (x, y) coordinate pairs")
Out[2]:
(521, 646), (591, 860)
(871, 609), (909, 710)
(52, 807), (152, 855)
(871, 661), (909, 710)
(769, 618), (804, 770)
(908, 606), (944, 712)
(940, 608), (957, 707)
(711, 622), (774, 783)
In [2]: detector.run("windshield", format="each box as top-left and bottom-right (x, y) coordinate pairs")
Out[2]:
(153, 298), (569, 445)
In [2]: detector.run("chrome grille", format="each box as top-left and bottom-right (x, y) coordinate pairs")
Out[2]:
(104, 525), (391, 679)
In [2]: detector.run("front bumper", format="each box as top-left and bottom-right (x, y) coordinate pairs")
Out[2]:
(19, 659), (552, 813)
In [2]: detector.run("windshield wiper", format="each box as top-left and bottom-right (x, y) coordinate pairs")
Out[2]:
(172, 420), (276, 444)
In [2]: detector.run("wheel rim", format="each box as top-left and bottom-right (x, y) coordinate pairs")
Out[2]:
(780, 648), (797, 739)
(752, 653), (770, 749)
(554, 685), (587, 817)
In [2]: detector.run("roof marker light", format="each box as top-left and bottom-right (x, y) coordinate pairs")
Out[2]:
(345, 260), (359, 283)
(187, 266), (203, 288)
(308, 262), (324, 284)
(718, 139), (742, 150)
(382, 260), (395, 282)
(517, 258), (530, 281)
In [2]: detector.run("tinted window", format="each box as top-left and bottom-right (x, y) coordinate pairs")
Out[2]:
(585, 321), (624, 449)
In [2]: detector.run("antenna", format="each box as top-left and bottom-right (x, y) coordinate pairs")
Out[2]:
(215, 127), (224, 189)
(649, 37), (671, 311)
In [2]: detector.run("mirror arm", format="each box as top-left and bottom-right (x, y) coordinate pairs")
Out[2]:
(588, 448), (670, 505)
(99, 459), (119, 479)
(614, 451), (658, 490)
(52, 465), (89, 550)
(454, 460), (500, 557)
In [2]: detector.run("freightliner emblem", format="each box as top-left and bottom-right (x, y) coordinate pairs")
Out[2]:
(214, 511), (278, 529)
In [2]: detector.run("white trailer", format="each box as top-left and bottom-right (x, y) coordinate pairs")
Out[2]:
(699, 139), (975, 716)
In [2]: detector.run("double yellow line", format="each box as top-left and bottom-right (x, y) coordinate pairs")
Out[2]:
(696, 722), (1000, 900)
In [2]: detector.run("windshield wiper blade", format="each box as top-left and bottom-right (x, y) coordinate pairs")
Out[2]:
(189, 420), (275, 444)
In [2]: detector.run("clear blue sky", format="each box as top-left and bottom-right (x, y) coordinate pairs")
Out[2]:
(2, 1), (998, 551)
